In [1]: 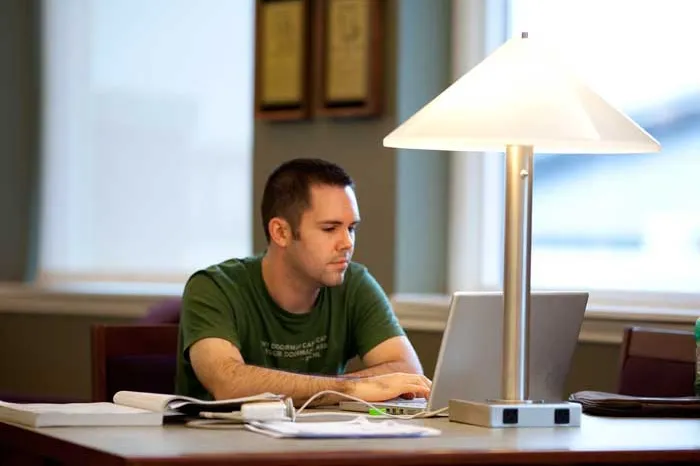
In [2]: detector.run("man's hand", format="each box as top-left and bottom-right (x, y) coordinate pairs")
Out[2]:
(347, 373), (432, 402)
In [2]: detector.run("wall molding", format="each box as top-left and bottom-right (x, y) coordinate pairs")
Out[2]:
(0, 283), (176, 318)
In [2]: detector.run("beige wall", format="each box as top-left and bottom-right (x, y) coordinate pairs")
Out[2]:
(0, 313), (132, 399)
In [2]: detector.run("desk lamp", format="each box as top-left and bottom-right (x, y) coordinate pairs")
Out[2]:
(383, 33), (660, 428)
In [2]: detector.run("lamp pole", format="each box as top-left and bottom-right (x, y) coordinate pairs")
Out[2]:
(501, 144), (534, 402)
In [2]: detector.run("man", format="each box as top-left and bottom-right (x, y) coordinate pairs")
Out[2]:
(176, 158), (430, 406)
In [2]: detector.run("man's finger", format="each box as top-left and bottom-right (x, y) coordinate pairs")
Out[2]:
(413, 375), (432, 388)
(402, 383), (430, 398)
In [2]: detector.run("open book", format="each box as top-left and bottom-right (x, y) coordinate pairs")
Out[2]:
(112, 390), (284, 416)
(0, 400), (162, 428)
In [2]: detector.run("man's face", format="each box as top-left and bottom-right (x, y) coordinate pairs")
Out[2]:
(286, 184), (360, 287)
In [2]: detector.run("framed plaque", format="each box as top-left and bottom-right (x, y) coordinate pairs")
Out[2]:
(255, 0), (312, 121)
(314, 0), (384, 118)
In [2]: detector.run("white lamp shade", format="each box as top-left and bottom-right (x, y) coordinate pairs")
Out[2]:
(384, 35), (661, 154)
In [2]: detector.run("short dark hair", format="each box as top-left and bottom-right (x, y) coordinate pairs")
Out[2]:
(261, 158), (355, 243)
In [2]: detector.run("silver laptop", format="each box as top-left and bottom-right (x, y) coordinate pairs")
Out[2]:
(339, 291), (588, 415)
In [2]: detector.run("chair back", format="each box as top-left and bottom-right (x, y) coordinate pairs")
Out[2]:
(91, 324), (179, 402)
(617, 326), (696, 397)
(139, 297), (182, 324)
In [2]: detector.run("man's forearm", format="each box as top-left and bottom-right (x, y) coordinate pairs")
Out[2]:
(345, 360), (421, 378)
(211, 359), (355, 406)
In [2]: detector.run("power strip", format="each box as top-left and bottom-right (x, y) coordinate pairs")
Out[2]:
(448, 399), (582, 428)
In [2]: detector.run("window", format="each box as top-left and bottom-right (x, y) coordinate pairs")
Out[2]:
(450, 0), (700, 298)
(39, 0), (254, 285)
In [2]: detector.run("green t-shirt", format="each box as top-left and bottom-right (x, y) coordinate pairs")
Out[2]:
(175, 255), (405, 400)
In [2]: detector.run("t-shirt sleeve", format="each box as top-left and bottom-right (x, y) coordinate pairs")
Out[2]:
(349, 267), (406, 359)
(180, 272), (240, 361)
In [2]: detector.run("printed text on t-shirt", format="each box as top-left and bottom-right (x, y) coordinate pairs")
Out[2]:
(260, 335), (328, 361)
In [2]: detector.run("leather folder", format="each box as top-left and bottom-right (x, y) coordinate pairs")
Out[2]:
(569, 390), (700, 418)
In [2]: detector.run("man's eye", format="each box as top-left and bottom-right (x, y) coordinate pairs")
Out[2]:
(323, 227), (335, 232)
(348, 226), (356, 233)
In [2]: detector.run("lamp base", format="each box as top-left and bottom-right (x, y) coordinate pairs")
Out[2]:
(448, 399), (582, 428)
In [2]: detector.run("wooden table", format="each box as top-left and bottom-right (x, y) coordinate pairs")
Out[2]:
(1, 414), (700, 465)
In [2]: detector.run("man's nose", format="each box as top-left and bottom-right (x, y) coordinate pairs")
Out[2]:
(338, 230), (353, 250)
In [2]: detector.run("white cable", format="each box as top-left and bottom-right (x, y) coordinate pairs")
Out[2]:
(186, 390), (448, 429)
(184, 410), (245, 429)
(296, 412), (366, 419)
(295, 390), (448, 420)
(185, 418), (245, 429)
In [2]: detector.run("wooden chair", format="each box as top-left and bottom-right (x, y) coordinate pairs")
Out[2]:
(617, 326), (696, 397)
(140, 298), (182, 324)
(91, 324), (179, 402)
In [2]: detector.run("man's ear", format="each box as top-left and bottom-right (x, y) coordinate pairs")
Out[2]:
(268, 218), (292, 247)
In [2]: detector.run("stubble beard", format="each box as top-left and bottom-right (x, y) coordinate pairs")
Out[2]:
(321, 270), (346, 287)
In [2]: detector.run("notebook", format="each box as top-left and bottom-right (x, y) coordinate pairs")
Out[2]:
(0, 400), (162, 428)
(340, 291), (588, 415)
